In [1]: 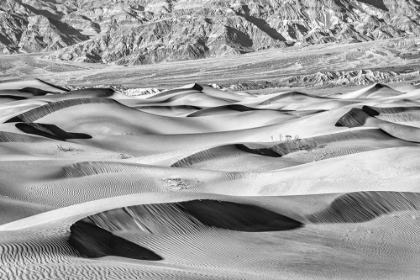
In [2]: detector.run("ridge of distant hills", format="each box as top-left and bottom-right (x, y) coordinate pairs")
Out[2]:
(1, 0), (420, 65)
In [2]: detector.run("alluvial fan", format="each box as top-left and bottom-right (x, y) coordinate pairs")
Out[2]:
(1, 80), (420, 279)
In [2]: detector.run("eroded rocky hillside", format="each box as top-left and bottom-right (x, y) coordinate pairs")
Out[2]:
(1, 0), (420, 64)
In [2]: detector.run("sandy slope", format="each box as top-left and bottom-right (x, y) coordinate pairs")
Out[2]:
(1, 80), (420, 279)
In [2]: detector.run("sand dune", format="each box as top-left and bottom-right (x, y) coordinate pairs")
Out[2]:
(1, 81), (420, 279)
(0, 79), (67, 92)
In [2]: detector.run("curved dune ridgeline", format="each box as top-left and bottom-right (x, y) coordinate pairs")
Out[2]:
(79, 200), (303, 235)
(335, 108), (372, 128)
(0, 131), (46, 142)
(309, 192), (420, 223)
(2, 79), (420, 279)
(5, 98), (118, 123)
(15, 123), (92, 141)
(337, 106), (420, 143)
(69, 221), (163, 261)
(363, 105), (420, 123)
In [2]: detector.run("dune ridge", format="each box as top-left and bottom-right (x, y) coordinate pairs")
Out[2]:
(309, 191), (420, 223)
(81, 200), (303, 235)
(5, 98), (117, 123)
(0, 131), (45, 142)
(363, 105), (420, 123)
(61, 162), (148, 178)
(69, 221), (163, 261)
(16, 123), (92, 141)
(335, 108), (372, 128)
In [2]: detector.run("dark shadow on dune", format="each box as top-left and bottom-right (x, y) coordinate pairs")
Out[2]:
(35, 78), (69, 92)
(335, 108), (371, 127)
(225, 104), (256, 111)
(4, 116), (22, 123)
(4, 98), (116, 123)
(68, 88), (115, 97)
(15, 123), (92, 141)
(18, 87), (51, 96)
(0, 95), (27, 101)
(69, 221), (163, 261)
(363, 105), (420, 122)
(235, 144), (281, 157)
(187, 104), (257, 117)
(362, 105), (380, 116)
(308, 191), (420, 223)
(193, 83), (203, 91)
(80, 200), (303, 234)
(179, 200), (302, 231)
(363, 105), (420, 115)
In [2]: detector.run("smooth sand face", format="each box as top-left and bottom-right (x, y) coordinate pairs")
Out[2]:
(1, 80), (420, 279)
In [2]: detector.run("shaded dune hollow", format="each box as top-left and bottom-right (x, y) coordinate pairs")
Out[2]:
(18, 87), (52, 96)
(15, 123), (92, 141)
(335, 108), (372, 128)
(335, 105), (420, 128)
(363, 105), (420, 122)
(0, 95), (27, 101)
(308, 192), (420, 223)
(69, 221), (163, 261)
(66, 88), (115, 97)
(187, 104), (258, 117)
(4, 98), (117, 123)
(76, 200), (303, 234)
(70, 200), (302, 260)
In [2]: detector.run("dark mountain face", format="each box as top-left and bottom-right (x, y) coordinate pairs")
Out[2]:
(1, 0), (420, 64)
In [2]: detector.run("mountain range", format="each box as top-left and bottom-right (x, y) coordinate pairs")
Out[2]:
(0, 0), (420, 65)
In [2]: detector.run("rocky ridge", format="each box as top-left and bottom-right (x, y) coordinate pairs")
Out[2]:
(223, 68), (420, 90)
(57, 68), (420, 93)
(0, 0), (420, 65)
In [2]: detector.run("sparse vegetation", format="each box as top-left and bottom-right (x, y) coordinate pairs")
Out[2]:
(56, 144), (76, 152)
(161, 178), (190, 191)
(119, 153), (132, 159)
(271, 134), (300, 143)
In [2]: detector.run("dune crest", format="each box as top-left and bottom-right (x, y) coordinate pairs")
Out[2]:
(309, 192), (420, 223)
(69, 221), (163, 261)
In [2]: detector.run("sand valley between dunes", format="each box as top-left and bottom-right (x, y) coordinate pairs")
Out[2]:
(0, 79), (420, 279)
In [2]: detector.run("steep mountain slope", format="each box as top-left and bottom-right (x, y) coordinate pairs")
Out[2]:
(0, 0), (89, 54)
(1, 0), (420, 64)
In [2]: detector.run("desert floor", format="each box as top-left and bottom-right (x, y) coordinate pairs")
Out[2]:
(1, 37), (420, 91)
